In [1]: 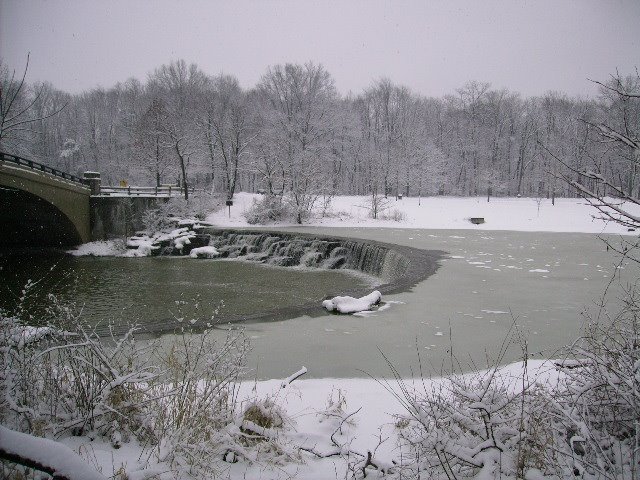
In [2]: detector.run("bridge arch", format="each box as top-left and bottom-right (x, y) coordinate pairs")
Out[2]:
(0, 161), (91, 247)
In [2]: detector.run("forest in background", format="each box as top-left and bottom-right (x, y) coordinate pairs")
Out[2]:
(1, 58), (639, 205)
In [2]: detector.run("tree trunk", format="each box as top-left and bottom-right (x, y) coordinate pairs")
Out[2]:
(175, 142), (189, 200)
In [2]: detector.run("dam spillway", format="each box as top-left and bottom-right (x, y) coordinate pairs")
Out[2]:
(199, 228), (442, 297)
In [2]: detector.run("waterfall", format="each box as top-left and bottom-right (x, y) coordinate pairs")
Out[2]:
(207, 230), (409, 282)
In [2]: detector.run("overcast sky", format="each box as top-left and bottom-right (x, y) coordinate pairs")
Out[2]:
(1, 0), (639, 98)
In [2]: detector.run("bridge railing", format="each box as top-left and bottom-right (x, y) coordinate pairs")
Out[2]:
(1, 151), (200, 197)
(99, 185), (193, 197)
(0, 151), (88, 185)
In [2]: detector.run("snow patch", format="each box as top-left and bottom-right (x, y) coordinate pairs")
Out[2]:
(68, 240), (124, 256)
(206, 194), (640, 235)
(0, 425), (105, 479)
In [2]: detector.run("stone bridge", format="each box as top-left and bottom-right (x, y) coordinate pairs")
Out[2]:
(0, 152), (182, 247)
(0, 153), (92, 246)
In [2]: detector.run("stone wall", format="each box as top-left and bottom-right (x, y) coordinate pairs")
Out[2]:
(90, 196), (169, 240)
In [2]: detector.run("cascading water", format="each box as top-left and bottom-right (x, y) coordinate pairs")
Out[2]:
(208, 231), (409, 282)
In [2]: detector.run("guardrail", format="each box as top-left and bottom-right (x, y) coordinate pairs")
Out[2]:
(0, 151), (88, 185)
(99, 185), (191, 197)
(0, 151), (203, 197)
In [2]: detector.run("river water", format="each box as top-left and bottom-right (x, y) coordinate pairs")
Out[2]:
(1, 228), (637, 380)
(230, 227), (638, 379)
(0, 250), (377, 335)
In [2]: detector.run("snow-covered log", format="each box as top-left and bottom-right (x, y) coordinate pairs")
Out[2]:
(322, 290), (382, 314)
(281, 366), (307, 388)
(0, 425), (106, 480)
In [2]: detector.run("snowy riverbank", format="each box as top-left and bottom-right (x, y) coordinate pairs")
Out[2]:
(52, 359), (561, 480)
(70, 195), (639, 258)
(207, 193), (640, 235)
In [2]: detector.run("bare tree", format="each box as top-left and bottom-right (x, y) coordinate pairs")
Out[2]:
(149, 60), (209, 199)
(545, 72), (639, 233)
(0, 55), (67, 153)
(202, 75), (256, 200)
(133, 96), (173, 186)
(257, 62), (338, 223)
(5, 56), (637, 209)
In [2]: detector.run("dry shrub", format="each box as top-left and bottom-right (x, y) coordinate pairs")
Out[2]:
(243, 399), (284, 430)
(245, 195), (293, 224)
(391, 281), (639, 479)
(380, 208), (407, 222)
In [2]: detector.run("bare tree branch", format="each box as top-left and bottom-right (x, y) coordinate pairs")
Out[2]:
(588, 77), (640, 99)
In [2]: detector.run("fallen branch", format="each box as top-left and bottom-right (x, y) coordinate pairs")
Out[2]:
(281, 366), (308, 388)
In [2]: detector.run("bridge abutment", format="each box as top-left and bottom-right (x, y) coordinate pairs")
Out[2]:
(83, 171), (102, 195)
(90, 196), (169, 240)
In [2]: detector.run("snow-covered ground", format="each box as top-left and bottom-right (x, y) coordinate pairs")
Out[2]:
(207, 193), (640, 235)
(51, 360), (559, 480)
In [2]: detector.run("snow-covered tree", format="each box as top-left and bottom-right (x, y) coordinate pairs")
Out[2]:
(202, 74), (255, 200)
(548, 72), (640, 234)
(133, 96), (173, 186)
(149, 60), (209, 199)
(257, 62), (338, 223)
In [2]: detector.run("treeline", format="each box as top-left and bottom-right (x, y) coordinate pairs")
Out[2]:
(1, 59), (638, 202)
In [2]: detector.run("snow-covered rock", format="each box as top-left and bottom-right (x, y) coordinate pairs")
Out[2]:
(322, 290), (382, 314)
(189, 246), (220, 258)
(173, 233), (195, 252)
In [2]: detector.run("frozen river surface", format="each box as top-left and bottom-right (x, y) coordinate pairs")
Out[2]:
(236, 227), (638, 379)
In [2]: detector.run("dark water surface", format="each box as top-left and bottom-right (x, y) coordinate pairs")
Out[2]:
(0, 250), (376, 334)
